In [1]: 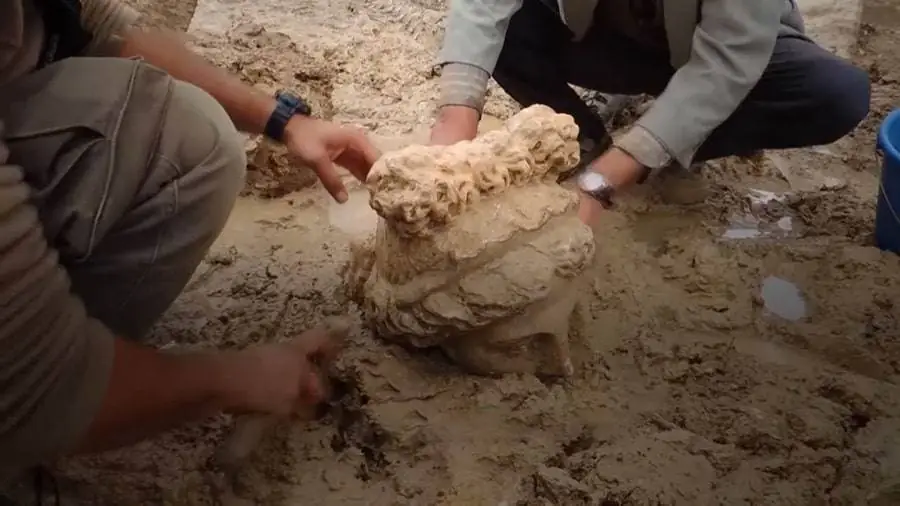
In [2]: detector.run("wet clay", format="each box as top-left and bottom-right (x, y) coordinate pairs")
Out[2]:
(346, 105), (595, 376)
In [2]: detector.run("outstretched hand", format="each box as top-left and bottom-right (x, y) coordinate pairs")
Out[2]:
(284, 116), (381, 203)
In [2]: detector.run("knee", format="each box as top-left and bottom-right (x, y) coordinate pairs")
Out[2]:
(164, 80), (246, 238)
(812, 59), (871, 142)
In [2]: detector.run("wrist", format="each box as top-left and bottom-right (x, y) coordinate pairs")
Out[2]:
(282, 114), (317, 144)
(436, 104), (479, 122)
(264, 90), (312, 143)
(588, 148), (646, 189)
(198, 350), (248, 413)
(577, 148), (646, 209)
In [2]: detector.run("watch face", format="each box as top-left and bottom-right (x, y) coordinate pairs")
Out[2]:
(577, 170), (615, 208)
(577, 170), (609, 193)
(276, 90), (297, 103)
(276, 90), (312, 116)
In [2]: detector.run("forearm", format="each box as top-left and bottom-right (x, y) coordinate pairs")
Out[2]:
(119, 29), (275, 135)
(77, 339), (237, 453)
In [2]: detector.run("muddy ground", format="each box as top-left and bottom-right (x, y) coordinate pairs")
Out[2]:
(46, 0), (900, 505)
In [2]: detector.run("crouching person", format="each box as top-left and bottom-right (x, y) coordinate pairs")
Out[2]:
(0, 0), (379, 489)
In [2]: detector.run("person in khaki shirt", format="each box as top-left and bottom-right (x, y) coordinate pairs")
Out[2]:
(0, 0), (379, 489)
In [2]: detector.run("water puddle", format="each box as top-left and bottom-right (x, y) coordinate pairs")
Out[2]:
(747, 188), (787, 209)
(760, 276), (807, 321)
(721, 189), (798, 240)
(328, 190), (379, 236)
(723, 213), (764, 239)
(723, 213), (795, 240)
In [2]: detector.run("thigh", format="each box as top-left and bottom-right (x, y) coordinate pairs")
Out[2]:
(84, 77), (245, 338)
(742, 35), (847, 112)
(494, 0), (574, 92)
(564, 25), (673, 95)
(494, 0), (616, 142)
(0, 57), (244, 338)
(0, 57), (171, 259)
(498, 1), (672, 96)
(745, 34), (869, 131)
(695, 35), (870, 160)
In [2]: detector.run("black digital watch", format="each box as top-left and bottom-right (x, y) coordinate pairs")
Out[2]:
(264, 90), (312, 143)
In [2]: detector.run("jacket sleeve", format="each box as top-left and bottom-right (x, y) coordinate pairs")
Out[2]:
(436, 0), (524, 110)
(0, 129), (115, 482)
(625, 0), (783, 169)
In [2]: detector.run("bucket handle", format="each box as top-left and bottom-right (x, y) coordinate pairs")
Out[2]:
(875, 147), (900, 226)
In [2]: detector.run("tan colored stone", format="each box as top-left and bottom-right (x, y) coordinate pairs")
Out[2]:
(346, 105), (595, 376)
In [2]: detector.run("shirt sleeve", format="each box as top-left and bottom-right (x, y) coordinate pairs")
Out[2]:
(436, 0), (523, 111)
(632, 0), (783, 168)
(0, 129), (115, 482)
(78, 0), (141, 57)
(614, 125), (673, 170)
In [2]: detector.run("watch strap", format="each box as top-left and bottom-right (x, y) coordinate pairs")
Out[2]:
(264, 90), (311, 143)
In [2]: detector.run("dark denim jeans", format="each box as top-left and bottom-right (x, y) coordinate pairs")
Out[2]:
(493, 0), (872, 162)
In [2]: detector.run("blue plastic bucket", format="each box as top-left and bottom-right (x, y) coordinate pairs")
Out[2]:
(876, 109), (900, 253)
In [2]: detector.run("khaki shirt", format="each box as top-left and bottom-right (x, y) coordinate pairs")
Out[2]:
(0, 0), (139, 483)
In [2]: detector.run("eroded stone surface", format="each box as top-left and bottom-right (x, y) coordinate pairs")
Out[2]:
(345, 105), (595, 376)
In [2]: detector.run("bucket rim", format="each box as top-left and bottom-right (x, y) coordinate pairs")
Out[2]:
(878, 109), (900, 162)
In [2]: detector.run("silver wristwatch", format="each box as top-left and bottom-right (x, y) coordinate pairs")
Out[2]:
(576, 169), (616, 208)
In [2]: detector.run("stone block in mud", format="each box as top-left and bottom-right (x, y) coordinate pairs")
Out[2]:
(344, 105), (596, 376)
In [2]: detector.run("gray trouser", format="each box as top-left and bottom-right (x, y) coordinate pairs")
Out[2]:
(493, 0), (872, 161)
(0, 57), (246, 338)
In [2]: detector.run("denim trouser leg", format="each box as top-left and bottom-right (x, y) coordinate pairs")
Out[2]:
(492, 0), (872, 162)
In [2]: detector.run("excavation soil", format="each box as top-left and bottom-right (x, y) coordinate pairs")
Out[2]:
(44, 0), (900, 504)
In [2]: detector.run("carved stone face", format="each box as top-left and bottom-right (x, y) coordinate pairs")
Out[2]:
(343, 105), (596, 377)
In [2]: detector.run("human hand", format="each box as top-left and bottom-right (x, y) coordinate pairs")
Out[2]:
(222, 326), (344, 416)
(429, 105), (479, 145)
(284, 116), (381, 203)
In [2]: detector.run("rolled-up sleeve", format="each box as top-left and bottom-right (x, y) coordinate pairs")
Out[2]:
(436, 0), (523, 110)
(633, 0), (782, 168)
(79, 0), (141, 57)
(0, 132), (114, 482)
